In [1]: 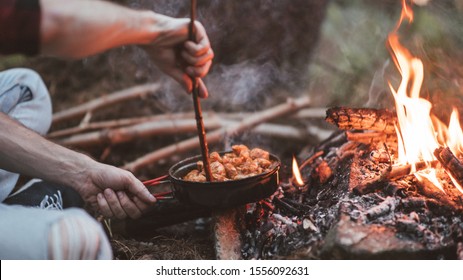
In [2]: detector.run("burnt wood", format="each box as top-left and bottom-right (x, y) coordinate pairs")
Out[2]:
(326, 107), (397, 134)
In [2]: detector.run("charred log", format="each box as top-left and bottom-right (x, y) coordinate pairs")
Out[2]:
(434, 147), (463, 186)
(326, 107), (396, 134)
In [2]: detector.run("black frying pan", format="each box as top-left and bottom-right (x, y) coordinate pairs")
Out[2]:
(144, 151), (280, 209)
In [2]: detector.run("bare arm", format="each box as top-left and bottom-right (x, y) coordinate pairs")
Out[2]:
(40, 0), (158, 58)
(40, 0), (214, 97)
(0, 113), (156, 218)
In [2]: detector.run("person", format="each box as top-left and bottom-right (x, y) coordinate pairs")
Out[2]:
(0, 0), (214, 259)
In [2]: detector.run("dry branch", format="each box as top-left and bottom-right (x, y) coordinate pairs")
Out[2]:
(48, 112), (197, 139)
(55, 117), (222, 148)
(220, 120), (307, 140)
(326, 107), (396, 134)
(123, 96), (311, 172)
(52, 83), (160, 124)
(51, 115), (308, 148)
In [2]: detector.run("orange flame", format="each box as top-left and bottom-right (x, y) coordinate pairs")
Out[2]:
(292, 156), (304, 187)
(388, 0), (463, 194)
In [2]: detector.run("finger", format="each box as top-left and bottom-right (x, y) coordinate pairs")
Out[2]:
(181, 48), (214, 67)
(97, 193), (113, 219)
(186, 60), (212, 78)
(133, 196), (152, 213)
(184, 40), (212, 57)
(116, 191), (143, 219)
(165, 67), (193, 93)
(124, 175), (157, 204)
(197, 78), (209, 98)
(192, 22), (211, 53)
(103, 188), (127, 219)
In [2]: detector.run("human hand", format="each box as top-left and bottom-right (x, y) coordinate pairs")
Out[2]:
(143, 15), (214, 98)
(76, 162), (156, 219)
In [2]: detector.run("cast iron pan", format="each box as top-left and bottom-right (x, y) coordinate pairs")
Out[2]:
(144, 151), (280, 209)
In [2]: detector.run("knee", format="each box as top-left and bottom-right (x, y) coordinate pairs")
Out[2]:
(48, 209), (113, 260)
(3, 68), (52, 135)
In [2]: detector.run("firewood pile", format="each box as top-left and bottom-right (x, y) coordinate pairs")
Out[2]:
(238, 107), (463, 260)
(48, 84), (327, 174)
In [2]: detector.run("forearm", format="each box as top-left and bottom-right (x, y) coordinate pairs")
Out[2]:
(0, 113), (94, 188)
(40, 0), (163, 58)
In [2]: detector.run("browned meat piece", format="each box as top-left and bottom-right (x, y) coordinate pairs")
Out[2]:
(183, 144), (275, 182)
(255, 158), (272, 168)
(250, 148), (270, 160)
(210, 152), (222, 163)
(210, 161), (227, 181)
(196, 161), (204, 172)
(232, 144), (250, 158)
(239, 160), (260, 175)
(224, 163), (238, 179)
(183, 169), (206, 182)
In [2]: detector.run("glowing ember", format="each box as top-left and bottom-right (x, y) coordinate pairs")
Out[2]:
(388, 0), (463, 194)
(292, 156), (304, 187)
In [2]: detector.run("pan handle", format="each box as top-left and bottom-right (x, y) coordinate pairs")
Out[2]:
(143, 175), (174, 200)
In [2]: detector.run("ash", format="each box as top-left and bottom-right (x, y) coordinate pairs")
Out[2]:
(241, 132), (463, 259)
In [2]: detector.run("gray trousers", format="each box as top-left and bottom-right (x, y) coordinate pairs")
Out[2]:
(0, 68), (112, 259)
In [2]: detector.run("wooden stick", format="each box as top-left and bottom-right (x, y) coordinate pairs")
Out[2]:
(52, 83), (160, 125)
(48, 112), (198, 139)
(389, 161), (438, 179)
(54, 117), (222, 148)
(189, 0), (212, 181)
(293, 107), (328, 119)
(123, 96), (311, 172)
(220, 120), (307, 140)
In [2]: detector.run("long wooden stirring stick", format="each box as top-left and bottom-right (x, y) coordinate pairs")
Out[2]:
(189, 0), (213, 181)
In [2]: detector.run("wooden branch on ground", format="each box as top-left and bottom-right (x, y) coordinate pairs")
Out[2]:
(218, 107), (327, 121)
(54, 117), (222, 148)
(326, 107), (397, 134)
(122, 96), (311, 173)
(220, 120), (308, 141)
(48, 112), (198, 139)
(52, 83), (160, 125)
(293, 108), (328, 119)
(51, 114), (309, 148)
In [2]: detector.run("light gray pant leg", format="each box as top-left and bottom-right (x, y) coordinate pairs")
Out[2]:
(0, 204), (112, 260)
(0, 68), (52, 201)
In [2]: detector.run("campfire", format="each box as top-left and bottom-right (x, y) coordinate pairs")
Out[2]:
(46, 0), (463, 260)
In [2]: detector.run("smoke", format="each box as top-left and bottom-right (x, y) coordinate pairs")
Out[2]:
(365, 60), (396, 109)
(121, 0), (328, 113)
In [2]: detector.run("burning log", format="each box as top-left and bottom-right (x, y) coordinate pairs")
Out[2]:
(325, 107), (396, 134)
(353, 161), (438, 195)
(434, 147), (463, 188)
(346, 131), (397, 146)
